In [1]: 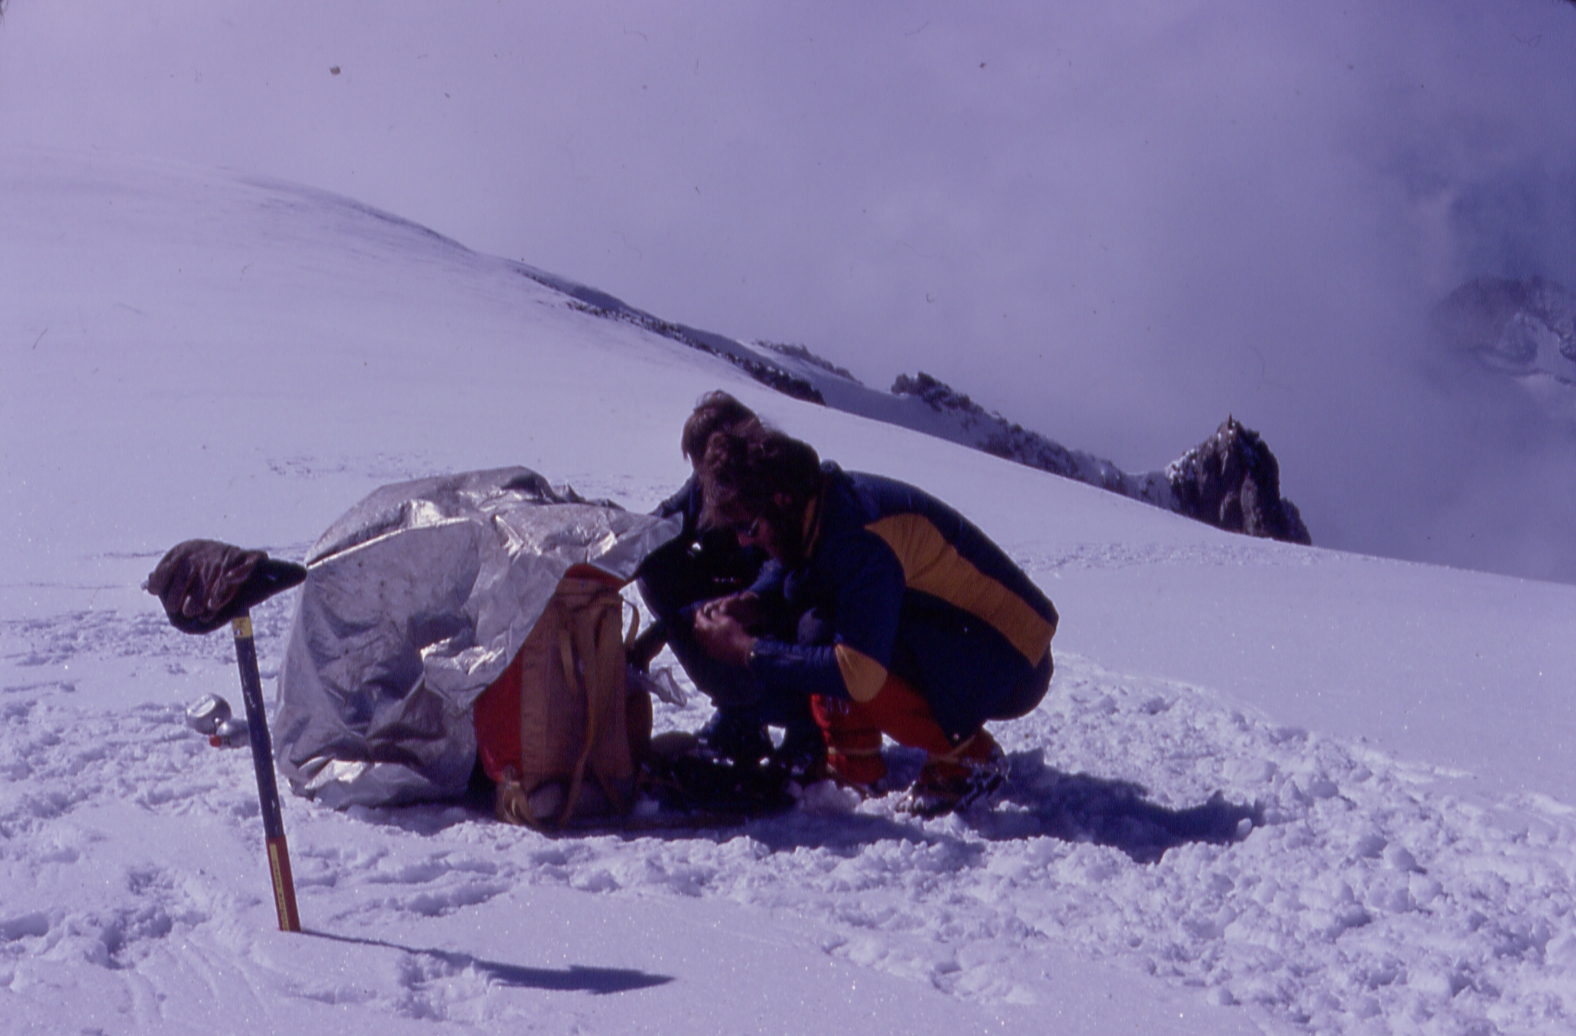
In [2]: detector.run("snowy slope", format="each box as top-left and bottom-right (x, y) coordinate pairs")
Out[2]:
(4, 150), (1576, 1035)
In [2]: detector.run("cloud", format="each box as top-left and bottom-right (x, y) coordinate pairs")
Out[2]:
(3, 0), (1575, 577)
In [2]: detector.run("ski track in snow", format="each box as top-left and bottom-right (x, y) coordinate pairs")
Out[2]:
(3, 583), (1574, 1035)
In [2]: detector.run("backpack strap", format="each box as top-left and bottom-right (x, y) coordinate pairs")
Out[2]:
(550, 586), (634, 828)
(586, 595), (631, 811)
(554, 618), (594, 827)
(625, 601), (641, 652)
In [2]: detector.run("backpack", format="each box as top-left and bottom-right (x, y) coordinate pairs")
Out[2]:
(471, 567), (651, 828)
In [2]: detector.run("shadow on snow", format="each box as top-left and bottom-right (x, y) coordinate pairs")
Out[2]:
(327, 749), (1259, 865)
(984, 749), (1262, 864)
(303, 929), (673, 994)
(606, 747), (1260, 865)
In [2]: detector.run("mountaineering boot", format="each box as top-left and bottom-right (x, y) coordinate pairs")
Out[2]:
(899, 730), (1009, 817)
(769, 720), (830, 785)
(696, 708), (772, 766)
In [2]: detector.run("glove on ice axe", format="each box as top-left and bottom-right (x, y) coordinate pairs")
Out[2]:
(148, 539), (308, 932)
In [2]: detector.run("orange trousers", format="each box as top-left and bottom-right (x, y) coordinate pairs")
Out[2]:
(810, 673), (989, 785)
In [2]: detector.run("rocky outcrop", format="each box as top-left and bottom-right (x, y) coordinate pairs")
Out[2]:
(892, 372), (1311, 545)
(1167, 417), (1311, 544)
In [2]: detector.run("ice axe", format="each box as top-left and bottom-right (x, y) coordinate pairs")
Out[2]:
(147, 539), (308, 932)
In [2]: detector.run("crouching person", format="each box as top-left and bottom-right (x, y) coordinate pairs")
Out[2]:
(690, 424), (1058, 816)
(634, 391), (819, 768)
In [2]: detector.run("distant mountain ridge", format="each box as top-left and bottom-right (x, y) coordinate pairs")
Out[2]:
(520, 260), (1312, 545)
(1433, 275), (1576, 427)
(888, 373), (1310, 545)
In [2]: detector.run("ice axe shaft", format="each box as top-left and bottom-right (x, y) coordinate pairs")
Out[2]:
(232, 613), (301, 932)
(147, 540), (307, 932)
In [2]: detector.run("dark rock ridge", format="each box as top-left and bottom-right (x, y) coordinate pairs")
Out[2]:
(509, 261), (826, 404)
(892, 373), (1311, 544)
(563, 300), (826, 405)
(1167, 417), (1311, 544)
(755, 340), (860, 383)
(891, 373), (1168, 501)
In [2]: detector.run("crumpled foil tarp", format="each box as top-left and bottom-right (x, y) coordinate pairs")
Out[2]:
(274, 467), (680, 808)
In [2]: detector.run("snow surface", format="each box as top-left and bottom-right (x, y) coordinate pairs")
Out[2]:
(4, 150), (1576, 1035)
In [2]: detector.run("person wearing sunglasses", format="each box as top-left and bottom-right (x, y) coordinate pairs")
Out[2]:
(690, 422), (1058, 815)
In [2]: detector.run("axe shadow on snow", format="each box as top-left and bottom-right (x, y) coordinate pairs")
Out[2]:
(304, 930), (673, 994)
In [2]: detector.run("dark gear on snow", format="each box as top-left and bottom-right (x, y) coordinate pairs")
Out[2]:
(147, 539), (307, 634)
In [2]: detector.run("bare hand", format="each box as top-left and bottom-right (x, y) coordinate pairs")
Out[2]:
(692, 608), (757, 669)
(699, 591), (762, 630)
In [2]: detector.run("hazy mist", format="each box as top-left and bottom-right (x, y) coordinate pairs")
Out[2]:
(4, 0), (1574, 579)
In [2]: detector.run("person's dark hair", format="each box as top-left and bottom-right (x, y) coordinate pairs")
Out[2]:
(680, 391), (758, 464)
(698, 424), (823, 538)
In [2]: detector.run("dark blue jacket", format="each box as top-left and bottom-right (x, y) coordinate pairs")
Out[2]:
(747, 464), (1057, 739)
(654, 476), (705, 535)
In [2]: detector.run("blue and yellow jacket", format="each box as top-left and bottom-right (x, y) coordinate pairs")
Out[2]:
(747, 464), (1057, 740)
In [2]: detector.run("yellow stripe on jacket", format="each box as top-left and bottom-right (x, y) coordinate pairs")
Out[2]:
(834, 644), (889, 703)
(865, 514), (1056, 664)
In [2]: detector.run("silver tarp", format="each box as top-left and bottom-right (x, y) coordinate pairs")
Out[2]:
(274, 467), (680, 808)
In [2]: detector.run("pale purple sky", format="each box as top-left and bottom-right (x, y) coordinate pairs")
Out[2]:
(4, 0), (1575, 571)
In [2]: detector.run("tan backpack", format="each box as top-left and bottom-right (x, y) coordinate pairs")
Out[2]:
(472, 569), (651, 829)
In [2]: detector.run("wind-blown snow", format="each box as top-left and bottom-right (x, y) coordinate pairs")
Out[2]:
(4, 151), (1576, 1035)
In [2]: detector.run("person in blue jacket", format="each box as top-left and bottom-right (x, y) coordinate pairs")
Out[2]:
(634, 392), (819, 767)
(690, 423), (1058, 814)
